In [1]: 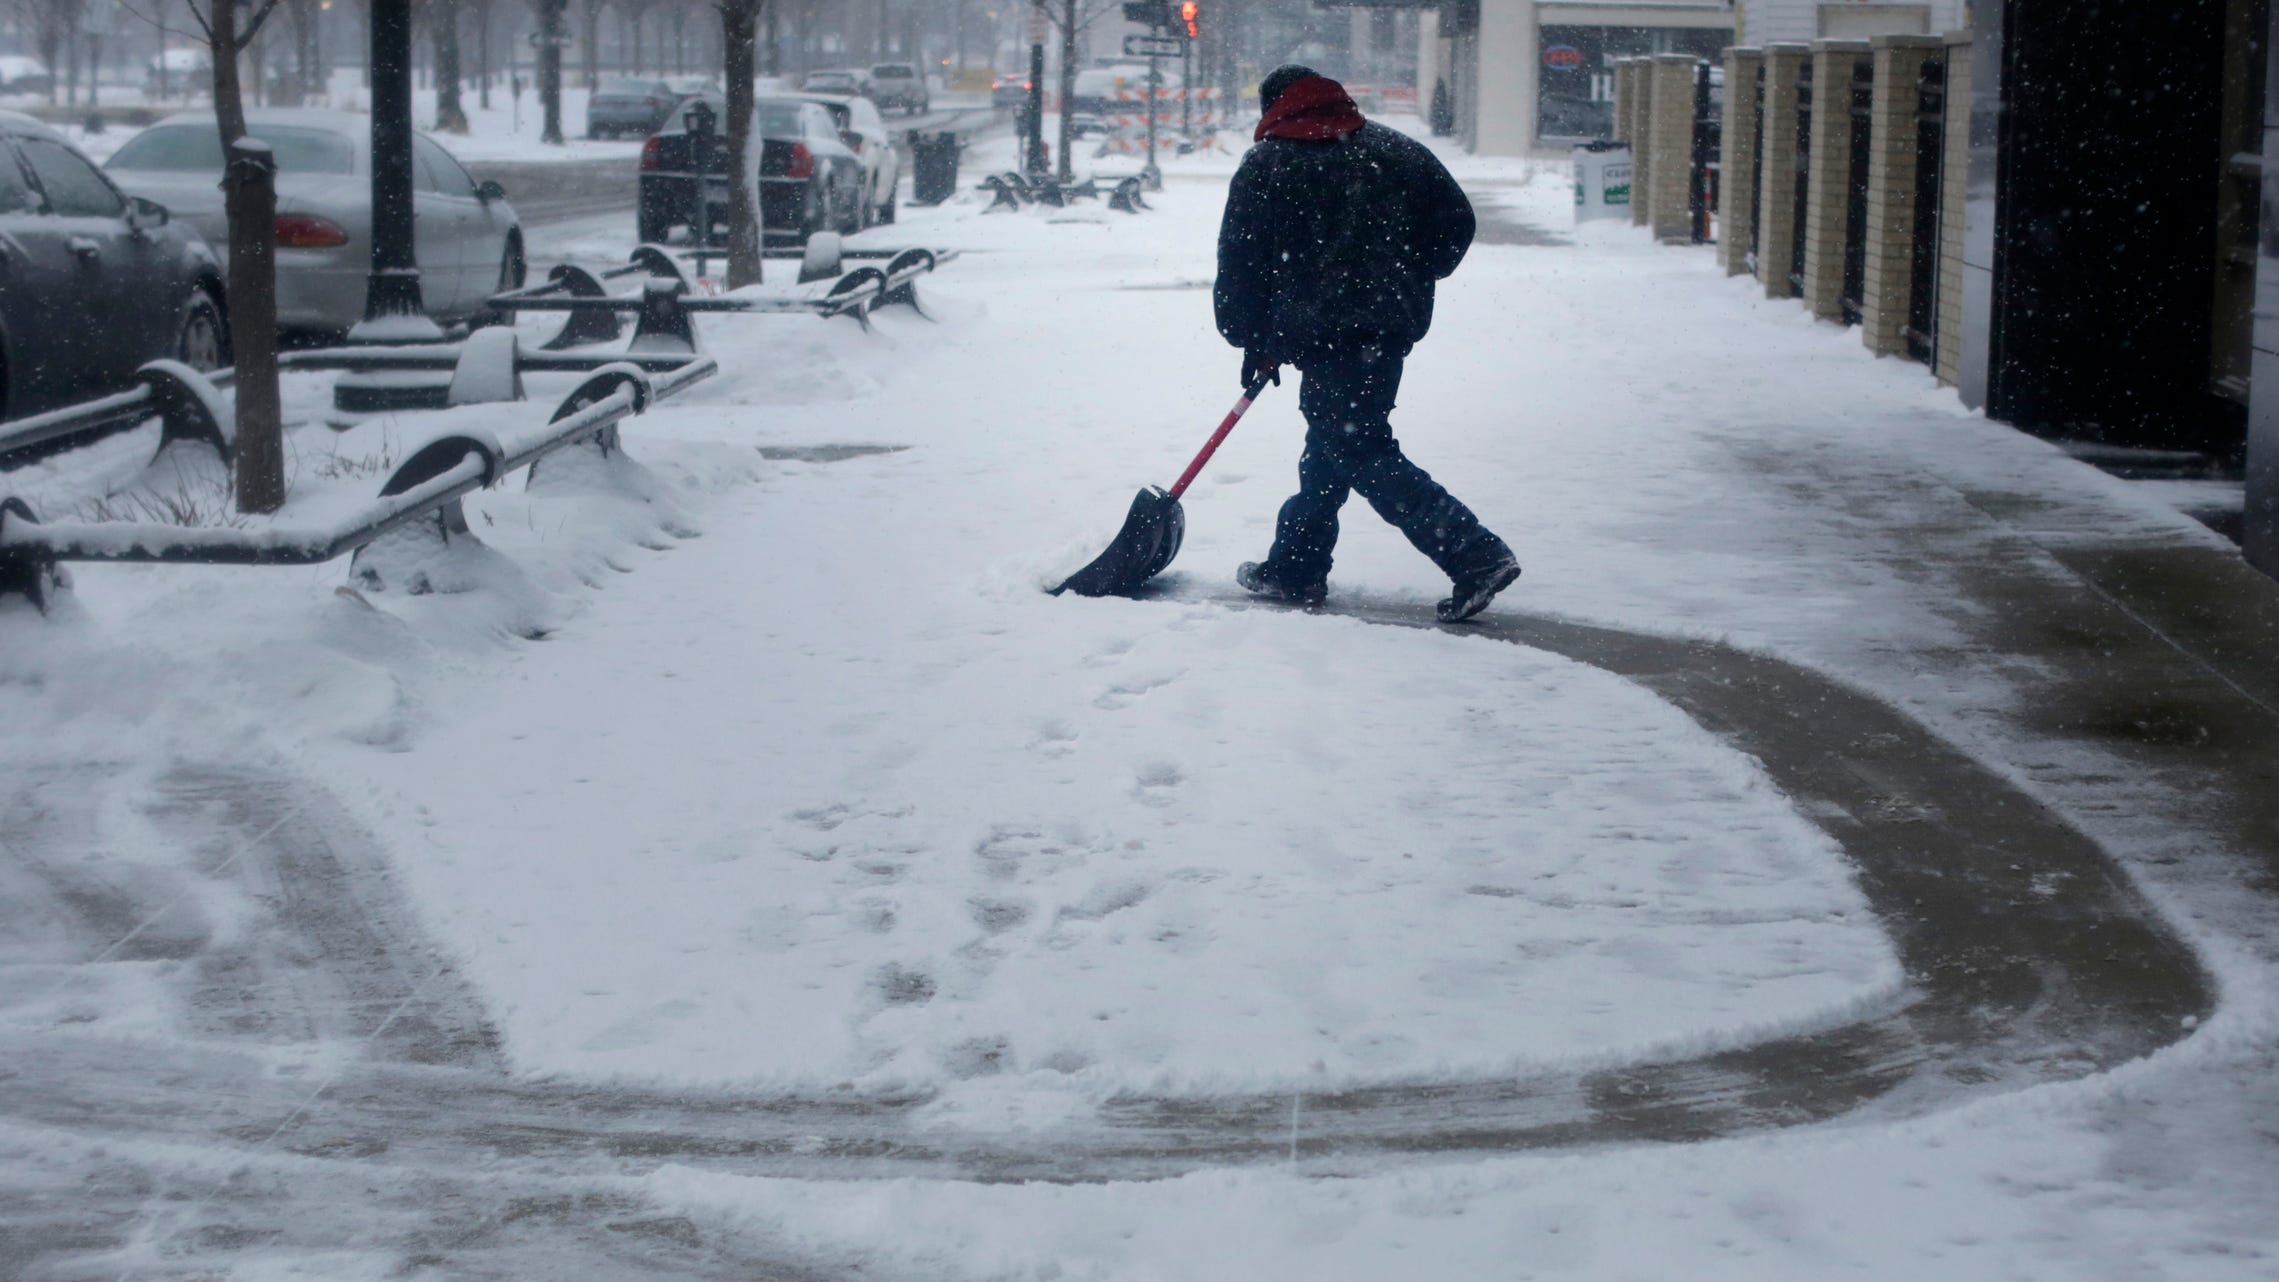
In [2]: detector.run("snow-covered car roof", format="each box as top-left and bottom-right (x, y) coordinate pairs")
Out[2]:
(0, 107), (64, 141)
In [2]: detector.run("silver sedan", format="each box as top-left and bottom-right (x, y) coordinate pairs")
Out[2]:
(105, 108), (524, 339)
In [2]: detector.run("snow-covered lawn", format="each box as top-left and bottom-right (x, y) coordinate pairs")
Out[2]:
(4, 121), (2276, 1278)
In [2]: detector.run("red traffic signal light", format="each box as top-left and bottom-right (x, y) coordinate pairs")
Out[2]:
(1180, 1), (1199, 37)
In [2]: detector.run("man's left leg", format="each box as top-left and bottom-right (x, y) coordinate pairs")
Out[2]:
(1306, 345), (1517, 588)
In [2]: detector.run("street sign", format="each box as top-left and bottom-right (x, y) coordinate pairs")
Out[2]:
(1123, 34), (1185, 58)
(528, 32), (573, 48)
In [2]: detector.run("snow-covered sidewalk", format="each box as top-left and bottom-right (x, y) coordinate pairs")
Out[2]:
(3, 123), (2276, 1280)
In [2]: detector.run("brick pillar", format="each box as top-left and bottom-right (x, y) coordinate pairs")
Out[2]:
(1613, 60), (1637, 145)
(1756, 44), (1810, 299)
(1859, 36), (1946, 356)
(1648, 55), (1699, 241)
(1630, 60), (1658, 227)
(1719, 47), (1765, 276)
(1801, 40), (1870, 322)
(1934, 31), (1973, 387)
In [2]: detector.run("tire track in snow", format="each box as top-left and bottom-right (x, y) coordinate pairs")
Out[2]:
(0, 606), (2210, 1273)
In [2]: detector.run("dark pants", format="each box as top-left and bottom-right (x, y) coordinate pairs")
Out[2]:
(1258, 343), (1510, 588)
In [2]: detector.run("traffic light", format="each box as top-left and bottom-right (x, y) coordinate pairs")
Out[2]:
(1180, 0), (1200, 37)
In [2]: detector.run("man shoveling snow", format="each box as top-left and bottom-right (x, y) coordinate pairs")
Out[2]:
(1215, 65), (1522, 622)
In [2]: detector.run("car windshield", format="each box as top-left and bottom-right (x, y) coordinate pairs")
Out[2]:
(108, 123), (354, 174)
(874, 66), (913, 78)
(600, 79), (664, 96)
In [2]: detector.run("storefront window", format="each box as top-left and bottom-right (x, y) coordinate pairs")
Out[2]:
(1538, 25), (1731, 141)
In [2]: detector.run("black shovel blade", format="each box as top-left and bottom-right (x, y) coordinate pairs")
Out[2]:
(1051, 486), (1187, 597)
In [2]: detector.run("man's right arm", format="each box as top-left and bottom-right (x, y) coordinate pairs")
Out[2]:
(1214, 153), (1274, 350)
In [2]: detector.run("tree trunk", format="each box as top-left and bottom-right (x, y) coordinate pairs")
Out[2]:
(207, 1), (285, 515)
(88, 32), (102, 106)
(537, 0), (566, 142)
(581, 0), (600, 89)
(37, 31), (61, 104)
(433, 0), (467, 129)
(476, 1), (492, 108)
(762, 0), (780, 76)
(721, 0), (762, 288)
(1055, 0), (1075, 182)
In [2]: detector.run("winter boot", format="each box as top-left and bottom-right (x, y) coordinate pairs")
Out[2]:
(1437, 556), (1521, 623)
(1237, 561), (1327, 607)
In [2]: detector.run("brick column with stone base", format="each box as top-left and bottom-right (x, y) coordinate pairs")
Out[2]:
(1801, 40), (1871, 322)
(1719, 47), (1765, 276)
(1648, 55), (1700, 242)
(1631, 60), (1657, 228)
(1859, 36), (1947, 357)
(1934, 31), (1973, 387)
(1756, 44), (1811, 299)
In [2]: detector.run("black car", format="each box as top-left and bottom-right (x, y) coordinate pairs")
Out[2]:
(636, 95), (864, 245)
(0, 110), (226, 423)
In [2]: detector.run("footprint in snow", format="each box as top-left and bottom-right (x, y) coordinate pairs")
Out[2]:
(1133, 762), (1184, 808)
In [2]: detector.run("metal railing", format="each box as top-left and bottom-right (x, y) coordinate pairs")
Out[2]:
(0, 357), (716, 611)
(485, 243), (959, 349)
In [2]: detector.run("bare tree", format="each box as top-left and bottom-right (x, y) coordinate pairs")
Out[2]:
(181, 0), (291, 513)
(430, 0), (467, 128)
(467, 0), (496, 107)
(531, 0), (567, 142)
(577, 0), (604, 88)
(13, 0), (84, 104)
(1041, 0), (1118, 182)
(617, 0), (652, 73)
(718, 0), (761, 287)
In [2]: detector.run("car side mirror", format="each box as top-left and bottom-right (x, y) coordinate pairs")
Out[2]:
(476, 179), (507, 203)
(127, 195), (169, 230)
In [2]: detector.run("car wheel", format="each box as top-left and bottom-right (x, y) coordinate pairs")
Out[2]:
(877, 178), (896, 224)
(177, 290), (226, 371)
(638, 203), (671, 244)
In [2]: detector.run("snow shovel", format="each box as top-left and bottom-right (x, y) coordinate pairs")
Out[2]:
(1052, 366), (1277, 598)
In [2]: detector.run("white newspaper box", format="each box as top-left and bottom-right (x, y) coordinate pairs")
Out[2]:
(1574, 143), (1632, 221)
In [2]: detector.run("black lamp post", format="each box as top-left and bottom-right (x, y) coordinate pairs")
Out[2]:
(351, 0), (439, 341)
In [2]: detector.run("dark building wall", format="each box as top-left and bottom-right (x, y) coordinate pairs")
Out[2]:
(1967, 0), (2235, 451)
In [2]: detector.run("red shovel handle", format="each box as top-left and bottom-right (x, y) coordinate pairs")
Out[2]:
(1168, 367), (1277, 500)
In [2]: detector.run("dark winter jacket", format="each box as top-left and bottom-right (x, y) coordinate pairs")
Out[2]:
(1214, 75), (1476, 361)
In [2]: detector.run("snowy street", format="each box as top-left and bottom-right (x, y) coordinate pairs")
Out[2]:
(4, 121), (2278, 1280)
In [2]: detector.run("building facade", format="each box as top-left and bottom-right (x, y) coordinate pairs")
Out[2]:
(1415, 1), (1734, 156)
(1735, 0), (1967, 42)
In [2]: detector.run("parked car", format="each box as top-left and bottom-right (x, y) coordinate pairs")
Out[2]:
(1068, 65), (1177, 137)
(587, 78), (680, 139)
(868, 62), (929, 115)
(107, 109), (523, 339)
(791, 91), (899, 226)
(0, 110), (225, 422)
(799, 69), (871, 98)
(0, 55), (52, 98)
(637, 94), (863, 245)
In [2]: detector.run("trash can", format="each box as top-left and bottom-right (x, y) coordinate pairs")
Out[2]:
(911, 131), (963, 206)
(1574, 140), (1632, 222)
